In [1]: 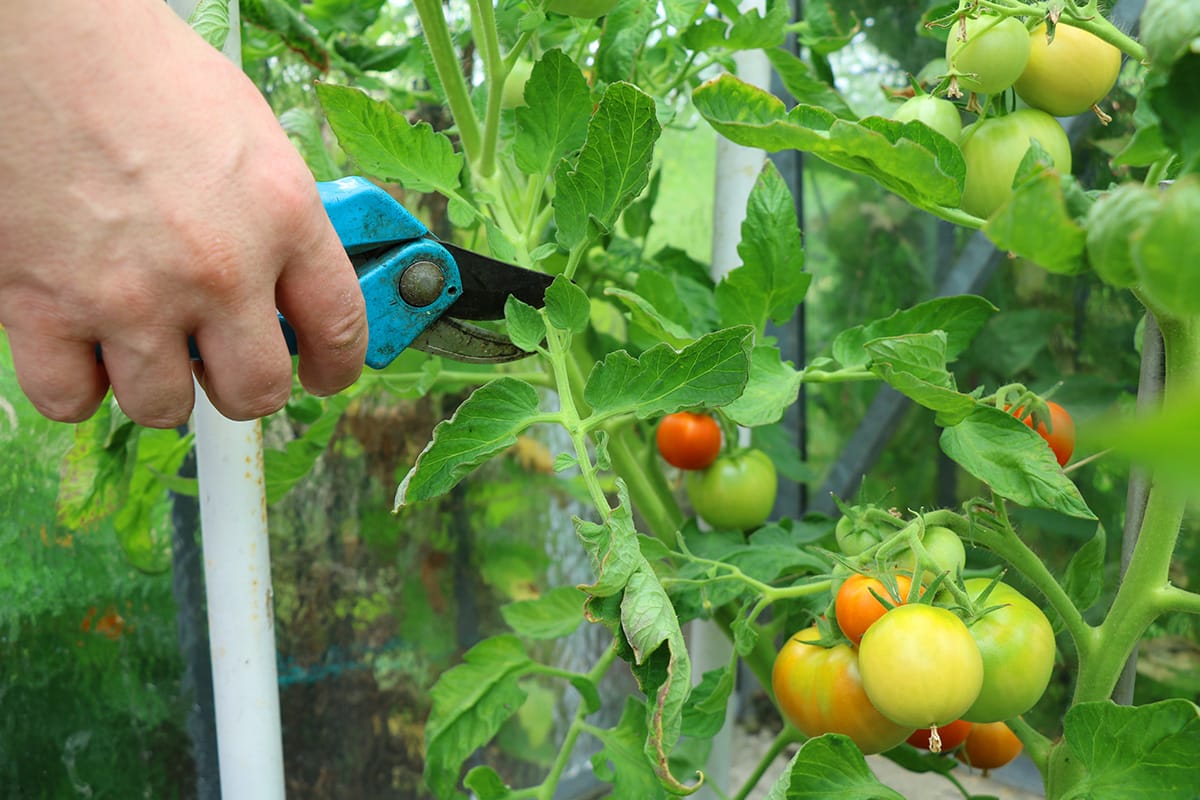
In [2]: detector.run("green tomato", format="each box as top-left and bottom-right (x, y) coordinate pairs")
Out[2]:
(1014, 23), (1122, 117)
(685, 449), (777, 531)
(892, 95), (962, 142)
(835, 510), (883, 556)
(959, 109), (1071, 219)
(859, 604), (984, 728)
(546, 0), (619, 18)
(961, 578), (1057, 723)
(502, 59), (534, 109)
(946, 14), (1031, 95)
(897, 525), (967, 586)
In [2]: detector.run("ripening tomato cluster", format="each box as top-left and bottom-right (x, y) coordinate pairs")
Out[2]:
(655, 412), (778, 531)
(772, 523), (1052, 769)
(892, 12), (1123, 220)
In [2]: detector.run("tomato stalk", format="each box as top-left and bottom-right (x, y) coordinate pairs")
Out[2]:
(967, 495), (1099, 662)
(731, 726), (803, 800)
(410, 0), (482, 165)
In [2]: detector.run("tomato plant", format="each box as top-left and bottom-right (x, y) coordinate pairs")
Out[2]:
(772, 627), (915, 755)
(892, 94), (962, 142)
(71, 3), (1196, 799)
(835, 572), (915, 646)
(945, 14), (1031, 95)
(858, 604), (984, 729)
(655, 411), (722, 470)
(957, 721), (1024, 771)
(684, 448), (777, 531)
(1009, 400), (1076, 466)
(1015, 23), (1123, 117)
(959, 109), (1072, 219)
(961, 578), (1057, 723)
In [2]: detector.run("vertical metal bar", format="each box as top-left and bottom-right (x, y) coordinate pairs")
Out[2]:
(165, 1), (287, 797)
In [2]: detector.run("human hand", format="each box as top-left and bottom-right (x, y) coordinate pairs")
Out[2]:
(0, 0), (367, 428)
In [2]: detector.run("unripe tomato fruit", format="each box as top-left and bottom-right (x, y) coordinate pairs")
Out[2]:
(960, 578), (1056, 723)
(772, 627), (916, 754)
(957, 721), (1023, 771)
(946, 15), (1031, 95)
(859, 605), (984, 729)
(1014, 23), (1122, 116)
(959, 109), (1071, 219)
(897, 525), (966, 586)
(656, 412), (722, 470)
(547, 0), (619, 18)
(1008, 400), (1075, 466)
(892, 95), (962, 141)
(685, 449), (776, 531)
(834, 511), (883, 556)
(835, 573), (916, 646)
(907, 718), (973, 752)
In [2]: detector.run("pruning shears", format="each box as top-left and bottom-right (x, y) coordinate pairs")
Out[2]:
(285, 176), (553, 367)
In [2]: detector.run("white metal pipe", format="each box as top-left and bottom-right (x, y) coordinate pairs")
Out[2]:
(165, 1), (287, 797)
(694, 4), (771, 797)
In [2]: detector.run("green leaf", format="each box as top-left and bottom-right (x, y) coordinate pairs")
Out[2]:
(265, 395), (348, 504)
(575, 483), (642, 598)
(605, 287), (694, 348)
(681, 3), (789, 51)
(582, 327), (753, 421)
(595, 0), (657, 83)
(623, 168), (661, 240)
(694, 74), (965, 209)
(545, 276), (591, 335)
(514, 49), (592, 177)
(723, 346), (803, 428)
(394, 378), (540, 508)
(717, 161), (810, 333)
(316, 82), (463, 196)
(765, 48), (856, 120)
(865, 333), (977, 425)
(764, 734), (905, 799)
(681, 667), (734, 739)
(985, 167), (1087, 275)
(940, 405), (1096, 520)
(832, 295), (996, 369)
(1133, 176), (1200, 317)
(1058, 699), (1200, 799)
(280, 108), (341, 182)
(241, 0), (329, 69)
(1062, 526), (1105, 613)
(114, 427), (194, 574)
(503, 296), (546, 353)
(424, 635), (533, 800)
(57, 402), (136, 529)
(554, 82), (662, 251)
(1086, 183), (1160, 288)
(500, 586), (585, 640)
(1140, 0), (1200, 65)
(791, 0), (861, 55)
(590, 698), (668, 800)
(188, 0), (232, 50)
(662, 0), (708, 28)
(463, 766), (511, 800)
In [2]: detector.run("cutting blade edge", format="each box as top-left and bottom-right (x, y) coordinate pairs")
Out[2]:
(441, 242), (554, 321)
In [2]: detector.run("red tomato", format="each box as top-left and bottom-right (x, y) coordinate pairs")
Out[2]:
(773, 627), (915, 754)
(656, 412), (722, 470)
(1009, 400), (1075, 466)
(957, 721), (1023, 771)
(907, 718), (973, 753)
(835, 573), (916, 646)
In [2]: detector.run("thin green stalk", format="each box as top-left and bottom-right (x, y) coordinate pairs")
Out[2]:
(471, 0), (504, 177)
(968, 500), (1098, 661)
(1007, 715), (1052, 778)
(411, 0), (481, 163)
(607, 429), (684, 543)
(534, 645), (618, 800)
(732, 726), (802, 800)
(801, 367), (878, 384)
(1155, 584), (1200, 616)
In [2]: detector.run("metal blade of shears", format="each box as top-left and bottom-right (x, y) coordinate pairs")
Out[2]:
(440, 242), (555, 321)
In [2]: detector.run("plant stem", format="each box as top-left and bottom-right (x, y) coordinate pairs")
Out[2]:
(968, 500), (1098, 661)
(732, 726), (802, 800)
(1075, 312), (1200, 702)
(1006, 715), (1052, 779)
(472, 0), (504, 178)
(1155, 585), (1200, 615)
(534, 645), (618, 800)
(411, 0), (482, 164)
(607, 428), (683, 544)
